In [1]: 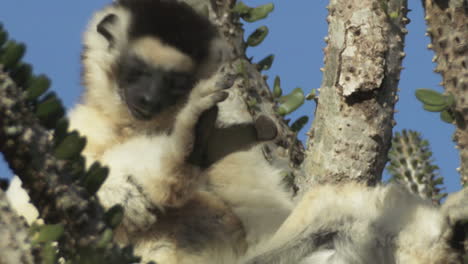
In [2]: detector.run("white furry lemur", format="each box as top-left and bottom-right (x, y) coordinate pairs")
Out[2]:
(6, 0), (467, 263)
(68, 0), (292, 263)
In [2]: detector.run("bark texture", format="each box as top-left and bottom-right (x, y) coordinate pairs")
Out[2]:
(304, 0), (409, 185)
(423, 0), (468, 187)
(0, 69), (108, 255)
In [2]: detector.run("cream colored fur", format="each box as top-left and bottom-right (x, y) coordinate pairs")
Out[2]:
(244, 183), (460, 264)
(5, 2), (464, 264)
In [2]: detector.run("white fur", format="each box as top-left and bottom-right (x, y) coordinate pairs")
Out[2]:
(132, 37), (195, 72)
(245, 183), (458, 264)
(69, 41), (294, 260)
(5, 177), (39, 225)
(5, 2), (463, 264)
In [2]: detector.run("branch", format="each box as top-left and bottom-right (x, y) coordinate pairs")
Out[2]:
(0, 69), (137, 262)
(422, 0), (468, 187)
(0, 68), (104, 248)
(181, 0), (306, 193)
(387, 130), (446, 204)
(304, 0), (409, 184)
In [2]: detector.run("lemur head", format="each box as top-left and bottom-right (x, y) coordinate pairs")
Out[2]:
(81, 0), (226, 121)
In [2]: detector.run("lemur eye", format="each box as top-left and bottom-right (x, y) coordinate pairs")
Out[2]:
(168, 72), (193, 91)
(126, 68), (150, 83)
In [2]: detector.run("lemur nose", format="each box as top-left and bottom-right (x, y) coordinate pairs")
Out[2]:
(137, 93), (155, 107)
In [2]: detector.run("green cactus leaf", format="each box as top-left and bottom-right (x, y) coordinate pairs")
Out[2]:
(0, 30), (7, 48)
(10, 63), (32, 88)
(415, 88), (451, 107)
(290, 116), (309, 132)
(432, 177), (444, 185)
(26, 74), (51, 100)
(247, 26), (269, 47)
(0, 41), (26, 69)
(440, 110), (454, 123)
(389, 11), (399, 19)
(445, 93), (455, 107)
(273, 76), (282, 98)
(69, 156), (86, 180)
(104, 205), (124, 229)
(241, 3), (274, 22)
(41, 243), (57, 264)
(53, 131), (86, 160)
(33, 224), (64, 243)
(232, 1), (250, 14)
(277, 87), (305, 115)
(97, 228), (114, 248)
(256, 54), (274, 71)
(82, 161), (109, 195)
(35, 92), (65, 129)
(53, 118), (70, 147)
(423, 103), (447, 112)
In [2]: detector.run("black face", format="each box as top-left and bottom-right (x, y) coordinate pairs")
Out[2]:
(117, 55), (195, 120)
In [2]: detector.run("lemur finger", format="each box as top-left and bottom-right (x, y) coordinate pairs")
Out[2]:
(215, 73), (237, 90)
(212, 91), (229, 103)
(191, 73), (237, 100)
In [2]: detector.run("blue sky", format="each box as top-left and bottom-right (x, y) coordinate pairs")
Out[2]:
(0, 1), (461, 193)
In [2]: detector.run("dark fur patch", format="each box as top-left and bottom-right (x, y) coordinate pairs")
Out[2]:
(118, 0), (216, 65)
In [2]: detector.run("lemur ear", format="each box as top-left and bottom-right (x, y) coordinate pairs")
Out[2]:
(97, 13), (118, 49)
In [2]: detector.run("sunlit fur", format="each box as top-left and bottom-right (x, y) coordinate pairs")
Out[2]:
(67, 1), (293, 263)
(244, 183), (460, 264)
(5, 0), (464, 263)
